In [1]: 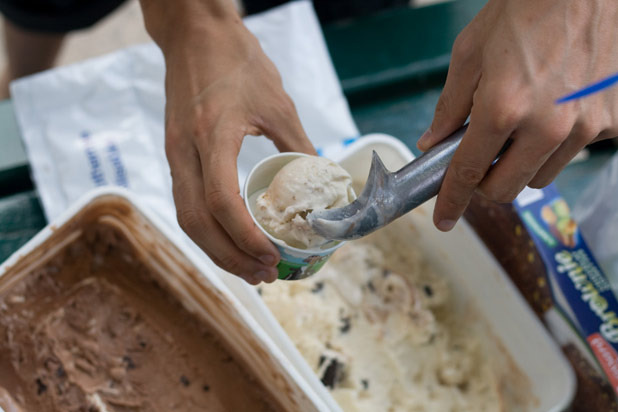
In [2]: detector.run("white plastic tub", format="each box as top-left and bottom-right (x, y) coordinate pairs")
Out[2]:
(222, 134), (576, 412)
(1, 135), (576, 412)
(0, 188), (328, 412)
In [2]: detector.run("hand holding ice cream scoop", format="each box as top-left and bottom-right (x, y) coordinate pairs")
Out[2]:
(244, 154), (356, 280)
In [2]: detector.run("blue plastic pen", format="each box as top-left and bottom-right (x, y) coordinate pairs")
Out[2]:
(556, 72), (618, 104)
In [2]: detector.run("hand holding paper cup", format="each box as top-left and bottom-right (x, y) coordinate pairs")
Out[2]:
(244, 153), (356, 280)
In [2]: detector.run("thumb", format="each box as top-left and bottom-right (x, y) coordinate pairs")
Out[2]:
(417, 33), (481, 152)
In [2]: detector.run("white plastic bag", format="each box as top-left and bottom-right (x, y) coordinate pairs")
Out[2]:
(572, 152), (618, 283)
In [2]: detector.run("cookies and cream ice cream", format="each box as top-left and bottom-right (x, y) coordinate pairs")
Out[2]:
(259, 225), (531, 411)
(254, 156), (355, 249)
(0, 224), (285, 412)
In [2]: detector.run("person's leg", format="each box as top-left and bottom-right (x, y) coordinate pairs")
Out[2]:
(0, 19), (65, 98)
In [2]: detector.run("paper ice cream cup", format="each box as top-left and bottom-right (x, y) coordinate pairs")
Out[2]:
(243, 153), (346, 281)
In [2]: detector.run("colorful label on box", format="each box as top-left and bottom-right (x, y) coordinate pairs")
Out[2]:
(515, 184), (618, 393)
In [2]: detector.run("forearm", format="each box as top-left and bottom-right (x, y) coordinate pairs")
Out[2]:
(138, 0), (242, 54)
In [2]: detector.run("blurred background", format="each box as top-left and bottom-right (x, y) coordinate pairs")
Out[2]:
(0, 0), (448, 69)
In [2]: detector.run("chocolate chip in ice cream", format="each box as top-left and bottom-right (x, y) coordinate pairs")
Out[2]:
(424, 285), (434, 297)
(318, 351), (346, 389)
(123, 355), (136, 370)
(180, 375), (191, 387)
(318, 355), (325, 367)
(35, 378), (47, 395)
(311, 282), (324, 293)
(320, 358), (344, 389)
(339, 316), (351, 334)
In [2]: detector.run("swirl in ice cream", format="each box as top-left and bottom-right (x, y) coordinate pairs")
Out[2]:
(254, 156), (356, 249)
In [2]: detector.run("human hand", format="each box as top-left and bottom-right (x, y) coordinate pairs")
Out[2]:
(417, 0), (618, 232)
(141, 0), (315, 284)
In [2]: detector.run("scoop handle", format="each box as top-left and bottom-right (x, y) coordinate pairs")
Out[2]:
(393, 125), (513, 213)
(392, 125), (468, 211)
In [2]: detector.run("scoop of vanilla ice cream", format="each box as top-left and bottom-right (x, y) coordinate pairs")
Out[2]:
(255, 156), (355, 249)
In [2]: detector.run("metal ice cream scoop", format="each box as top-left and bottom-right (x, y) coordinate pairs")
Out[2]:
(308, 124), (492, 240)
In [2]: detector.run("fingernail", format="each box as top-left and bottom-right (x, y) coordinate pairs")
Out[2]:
(260, 255), (277, 266)
(417, 128), (432, 150)
(437, 219), (456, 232)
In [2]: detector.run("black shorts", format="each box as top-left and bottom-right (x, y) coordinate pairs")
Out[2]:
(0, 0), (128, 33)
(0, 0), (409, 34)
(0, 0), (282, 34)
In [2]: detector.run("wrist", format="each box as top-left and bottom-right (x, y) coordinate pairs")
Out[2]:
(140, 0), (242, 54)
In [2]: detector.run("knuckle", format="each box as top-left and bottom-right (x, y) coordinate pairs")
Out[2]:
(539, 123), (571, 147)
(176, 208), (202, 234)
(487, 102), (526, 134)
(210, 255), (246, 279)
(275, 94), (296, 118)
(478, 173), (526, 203)
(476, 185), (491, 200)
(434, 91), (453, 120)
(164, 123), (183, 156)
(191, 104), (220, 141)
(604, 122), (618, 139)
(609, 115), (618, 135)
(498, 192), (518, 203)
(578, 120), (601, 143)
(192, 116), (212, 141)
(440, 193), (468, 211)
(485, 188), (518, 203)
(235, 229), (256, 251)
(219, 253), (242, 274)
(451, 162), (485, 187)
(451, 32), (475, 62)
(205, 187), (229, 216)
(580, 119), (597, 137)
(198, 99), (219, 121)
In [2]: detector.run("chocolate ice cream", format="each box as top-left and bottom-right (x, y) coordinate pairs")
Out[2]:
(0, 223), (285, 412)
